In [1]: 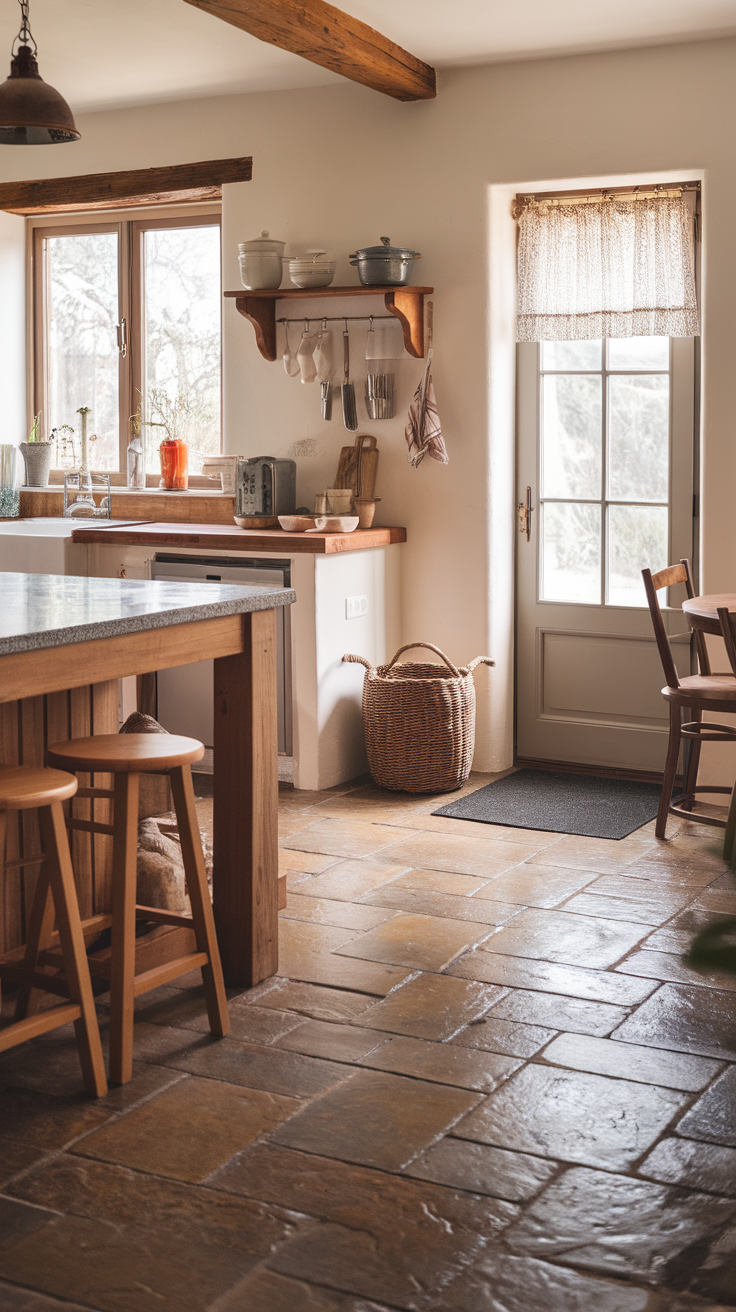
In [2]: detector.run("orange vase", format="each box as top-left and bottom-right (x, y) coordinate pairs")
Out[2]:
(159, 438), (188, 490)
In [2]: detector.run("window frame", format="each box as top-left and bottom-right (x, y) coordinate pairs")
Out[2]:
(30, 203), (222, 484)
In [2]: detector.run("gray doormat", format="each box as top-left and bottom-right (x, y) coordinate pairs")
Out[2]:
(433, 769), (663, 840)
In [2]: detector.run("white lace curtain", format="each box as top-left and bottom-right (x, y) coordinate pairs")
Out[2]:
(516, 193), (699, 341)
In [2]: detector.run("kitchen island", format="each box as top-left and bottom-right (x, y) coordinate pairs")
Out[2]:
(0, 572), (294, 987)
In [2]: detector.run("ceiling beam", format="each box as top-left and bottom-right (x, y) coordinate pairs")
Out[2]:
(0, 157), (252, 216)
(183, 0), (436, 101)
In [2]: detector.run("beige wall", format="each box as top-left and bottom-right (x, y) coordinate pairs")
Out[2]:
(2, 36), (735, 774)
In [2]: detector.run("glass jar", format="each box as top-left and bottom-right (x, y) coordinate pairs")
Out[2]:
(0, 444), (20, 518)
(159, 438), (188, 491)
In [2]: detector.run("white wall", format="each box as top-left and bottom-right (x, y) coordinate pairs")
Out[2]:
(0, 211), (26, 449)
(3, 37), (736, 776)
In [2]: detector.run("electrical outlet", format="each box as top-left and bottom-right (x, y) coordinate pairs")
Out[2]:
(346, 595), (368, 620)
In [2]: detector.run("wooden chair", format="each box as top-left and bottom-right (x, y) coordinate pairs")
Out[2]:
(643, 560), (736, 839)
(32, 734), (229, 1085)
(0, 765), (107, 1098)
(715, 607), (736, 863)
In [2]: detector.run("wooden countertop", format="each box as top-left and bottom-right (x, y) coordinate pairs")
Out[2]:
(70, 521), (407, 554)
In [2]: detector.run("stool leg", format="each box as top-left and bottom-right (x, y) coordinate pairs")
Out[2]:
(109, 772), (139, 1085)
(657, 703), (682, 839)
(682, 711), (703, 811)
(14, 863), (54, 1020)
(170, 765), (229, 1038)
(724, 783), (736, 864)
(39, 802), (107, 1098)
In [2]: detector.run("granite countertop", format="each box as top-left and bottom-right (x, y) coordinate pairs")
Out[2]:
(0, 572), (295, 655)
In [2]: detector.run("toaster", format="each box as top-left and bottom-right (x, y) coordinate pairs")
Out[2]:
(236, 457), (296, 519)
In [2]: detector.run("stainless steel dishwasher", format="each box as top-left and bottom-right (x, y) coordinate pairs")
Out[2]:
(151, 554), (292, 754)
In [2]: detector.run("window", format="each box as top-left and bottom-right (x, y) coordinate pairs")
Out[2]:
(539, 336), (674, 607)
(33, 210), (221, 479)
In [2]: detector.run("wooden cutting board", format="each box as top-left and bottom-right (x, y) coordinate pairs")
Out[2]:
(334, 433), (362, 491)
(357, 436), (378, 499)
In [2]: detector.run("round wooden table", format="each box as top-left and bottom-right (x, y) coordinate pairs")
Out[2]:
(682, 594), (736, 636)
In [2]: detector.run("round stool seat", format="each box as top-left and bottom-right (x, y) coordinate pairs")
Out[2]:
(48, 734), (205, 774)
(0, 765), (78, 811)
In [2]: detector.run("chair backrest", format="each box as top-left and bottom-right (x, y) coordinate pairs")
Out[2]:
(642, 557), (709, 688)
(717, 607), (736, 677)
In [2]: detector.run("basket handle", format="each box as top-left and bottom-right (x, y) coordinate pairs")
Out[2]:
(342, 653), (372, 670)
(385, 643), (461, 678)
(466, 657), (495, 673)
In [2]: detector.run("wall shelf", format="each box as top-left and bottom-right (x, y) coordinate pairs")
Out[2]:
(224, 285), (433, 361)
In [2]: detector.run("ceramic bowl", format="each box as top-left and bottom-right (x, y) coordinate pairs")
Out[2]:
(312, 515), (359, 533)
(277, 515), (316, 532)
(288, 264), (336, 289)
(234, 515), (279, 529)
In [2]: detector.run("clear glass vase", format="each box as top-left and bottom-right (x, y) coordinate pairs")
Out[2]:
(0, 445), (20, 518)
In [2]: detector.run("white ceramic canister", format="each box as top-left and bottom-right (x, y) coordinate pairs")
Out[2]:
(238, 230), (285, 290)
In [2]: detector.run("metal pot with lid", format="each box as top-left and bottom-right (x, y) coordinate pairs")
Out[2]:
(238, 230), (285, 290)
(349, 236), (421, 287)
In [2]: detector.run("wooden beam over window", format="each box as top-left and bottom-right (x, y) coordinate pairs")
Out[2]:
(183, 0), (436, 102)
(0, 157), (252, 216)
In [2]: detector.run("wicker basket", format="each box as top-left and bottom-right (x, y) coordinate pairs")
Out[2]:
(343, 643), (494, 794)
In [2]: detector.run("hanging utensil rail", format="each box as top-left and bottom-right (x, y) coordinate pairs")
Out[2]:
(276, 314), (396, 324)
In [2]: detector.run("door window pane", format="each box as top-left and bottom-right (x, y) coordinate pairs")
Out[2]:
(542, 375), (602, 499)
(608, 374), (669, 503)
(607, 337), (669, 370)
(541, 502), (601, 603)
(46, 231), (119, 471)
(542, 340), (601, 370)
(143, 224), (221, 474)
(608, 504), (668, 606)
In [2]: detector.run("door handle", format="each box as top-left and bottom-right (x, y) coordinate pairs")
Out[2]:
(116, 318), (128, 358)
(517, 486), (534, 541)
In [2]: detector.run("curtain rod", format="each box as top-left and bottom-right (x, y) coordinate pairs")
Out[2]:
(512, 181), (700, 219)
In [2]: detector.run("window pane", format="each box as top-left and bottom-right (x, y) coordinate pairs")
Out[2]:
(608, 504), (668, 607)
(607, 337), (669, 370)
(542, 375), (602, 498)
(608, 374), (669, 503)
(47, 232), (119, 471)
(143, 225), (221, 474)
(542, 340), (601, 370)
(541, 502), (601, 603)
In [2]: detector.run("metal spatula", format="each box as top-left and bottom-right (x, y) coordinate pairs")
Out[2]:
(341, 322), (358, 431)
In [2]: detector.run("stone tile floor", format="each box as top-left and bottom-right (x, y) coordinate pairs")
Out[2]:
(1, 771), (736, 1310)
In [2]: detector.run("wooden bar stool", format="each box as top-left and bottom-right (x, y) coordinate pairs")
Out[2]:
(0, 765), (107, 1098)
(43, 734), (229, 1085)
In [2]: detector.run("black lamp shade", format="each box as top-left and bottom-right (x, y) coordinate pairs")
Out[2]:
(0, 45), (78, 144)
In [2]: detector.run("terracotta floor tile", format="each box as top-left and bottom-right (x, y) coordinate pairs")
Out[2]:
(358, 1034), (521, 1092)
(0, 1088), (112, 1187)
(74, 1076), (300, 1183)
(282, 894), (394, 930)
(277, 918), (361, 956)
(4, 1157), (303, 1312)
(623, 859), (722, 888)
(560, 891), (681, 925)
(277, 943), (413, 996)
(271, 1068), (480, 1170)
(695, 889), (736, 914)
(213, 1002), (305, 1046)
(675, 1067), (736, 1146)
(376, 832), (529, 880)
(282, 819), (415, 859)
(489, 989), (630, 1036)
(275, 1020), (385, 1063)
(390, 867), (495, 896)
(506, 1165), (736, 1284)
(0, 1278), (94, 1311)
(643, 926), (696, 953)
(639, 1137), (736, 1196)
(447, 950), (655, 1004)
(449, 1016), (556, 1058)
(616, 948), (736, 991)
(611, 984), (736, 1060)
(360, 883), (521, 925)
(541, 1032), (722, 1091)
(484, 906), (648, 968)
(278, 848), (340, 875)
(0, 1196), (54, 1249)
(212, 1268), (393, 1312)
(359, 973), (505, 1041)
(246, 980), (374, 1023)
(403, 1137), (557, 1202)
(582, 873), (695, 908)
(475, 866), (598, 908)
(296, 857), (409, 902)
(334, 912), (494, 971)
(392, 814), (561, 850)
(434, 1251), (654, 1312)
(524, 835), (656, 875)
(454, 1064), (686, 1169)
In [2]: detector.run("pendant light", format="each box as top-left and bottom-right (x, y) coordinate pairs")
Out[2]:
(0, 0), (79, 144)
